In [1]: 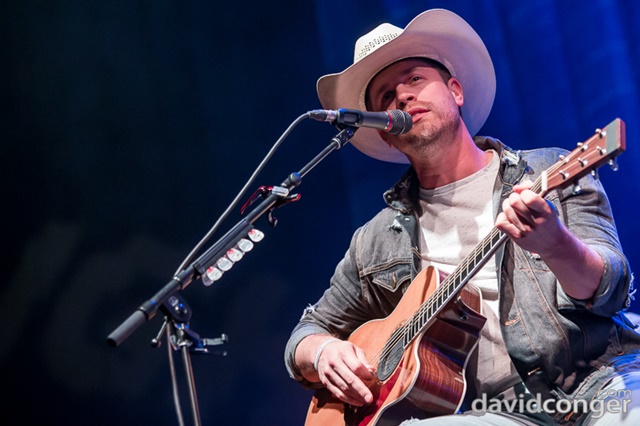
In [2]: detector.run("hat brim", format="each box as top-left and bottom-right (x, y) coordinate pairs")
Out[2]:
(317, 9), (496, 164)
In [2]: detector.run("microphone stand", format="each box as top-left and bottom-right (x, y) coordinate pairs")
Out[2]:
(107, 125), (356, 425)
(151, 292), (228, 426)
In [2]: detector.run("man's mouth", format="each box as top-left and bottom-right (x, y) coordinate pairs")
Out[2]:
(408, 107), (430, 122)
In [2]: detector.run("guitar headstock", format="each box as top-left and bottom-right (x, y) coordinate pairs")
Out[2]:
(540, 118), (626, 195)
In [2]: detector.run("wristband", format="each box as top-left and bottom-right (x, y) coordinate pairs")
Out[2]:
(313, 338), (340, 371)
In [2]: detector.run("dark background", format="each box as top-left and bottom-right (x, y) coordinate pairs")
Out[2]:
(2, 0), (639, 424)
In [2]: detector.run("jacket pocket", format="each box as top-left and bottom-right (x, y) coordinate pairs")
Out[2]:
(368, 260), (412, 292)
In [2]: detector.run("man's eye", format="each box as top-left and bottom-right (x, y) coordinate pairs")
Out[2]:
(380, 92), (393, 103)
(410, 75), (422, 83)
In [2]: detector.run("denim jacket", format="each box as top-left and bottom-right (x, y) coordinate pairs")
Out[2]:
(285, 136), (639, 424)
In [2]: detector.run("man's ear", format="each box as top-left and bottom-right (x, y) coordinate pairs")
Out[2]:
(448, 77), (464, 107)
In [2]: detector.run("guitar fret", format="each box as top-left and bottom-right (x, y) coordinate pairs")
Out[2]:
(492, 231), (501, 244)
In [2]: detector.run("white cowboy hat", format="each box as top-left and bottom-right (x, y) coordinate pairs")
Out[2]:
(316, 9), (496, 163)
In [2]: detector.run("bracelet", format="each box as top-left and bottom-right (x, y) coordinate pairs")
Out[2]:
(313, 338), (340, 371)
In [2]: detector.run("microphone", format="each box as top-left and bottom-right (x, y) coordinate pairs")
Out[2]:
(308, 108), (413, 135)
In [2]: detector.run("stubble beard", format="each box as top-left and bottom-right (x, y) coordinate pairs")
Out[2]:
(393, 99), (461, 159)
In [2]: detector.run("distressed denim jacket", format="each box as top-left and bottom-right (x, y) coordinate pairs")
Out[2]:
(285, 136), (639, 424)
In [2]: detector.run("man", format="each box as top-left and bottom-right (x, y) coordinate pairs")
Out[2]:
(285, 9), (640, 425)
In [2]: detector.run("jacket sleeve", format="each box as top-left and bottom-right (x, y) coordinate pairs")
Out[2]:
(555, 169), (633, 317)
(284, 224), (374, 384)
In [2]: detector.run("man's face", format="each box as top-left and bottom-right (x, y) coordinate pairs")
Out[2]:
(366, 58), (464, 156)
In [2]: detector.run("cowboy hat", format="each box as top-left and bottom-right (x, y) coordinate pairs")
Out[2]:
(316, 9), (496, 163)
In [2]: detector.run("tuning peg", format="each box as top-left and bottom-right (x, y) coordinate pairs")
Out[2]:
(609, 158), (619, 172)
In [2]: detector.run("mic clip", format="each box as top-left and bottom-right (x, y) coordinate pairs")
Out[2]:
(334, 122), (360, 133)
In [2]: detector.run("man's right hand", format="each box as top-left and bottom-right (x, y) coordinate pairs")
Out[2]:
(296, 335), (375, 406)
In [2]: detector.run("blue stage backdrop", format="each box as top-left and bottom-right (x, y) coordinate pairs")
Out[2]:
(2, 1), (639, 424)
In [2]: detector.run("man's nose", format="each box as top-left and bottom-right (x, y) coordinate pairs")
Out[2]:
(396, 85), (415, 109)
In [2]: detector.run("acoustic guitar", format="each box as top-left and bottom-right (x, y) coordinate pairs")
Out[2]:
(305, 119), (626, 426)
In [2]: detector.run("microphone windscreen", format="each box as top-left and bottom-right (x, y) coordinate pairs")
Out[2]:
(388, 110), (413, 135)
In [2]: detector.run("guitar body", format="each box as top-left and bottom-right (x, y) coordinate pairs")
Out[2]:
(305, 266), (487, 426)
